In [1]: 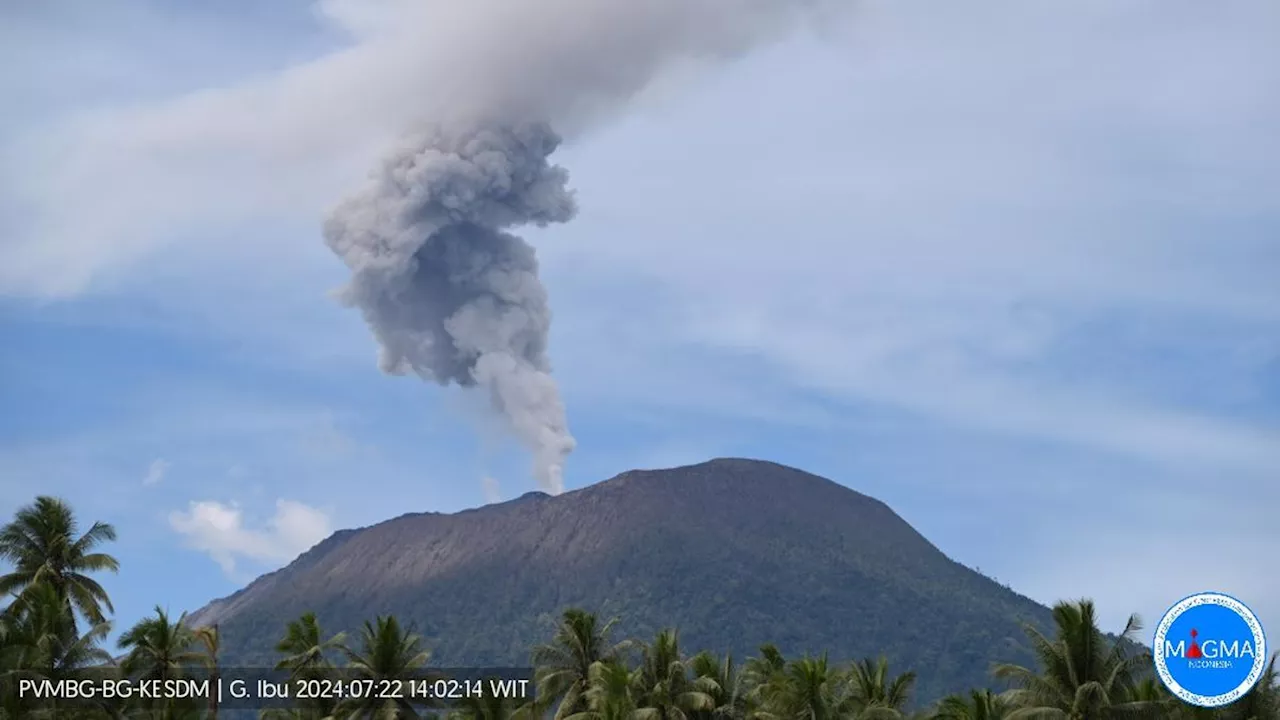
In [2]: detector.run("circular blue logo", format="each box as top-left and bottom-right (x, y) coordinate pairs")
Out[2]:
(1154, 592), (1267, 707)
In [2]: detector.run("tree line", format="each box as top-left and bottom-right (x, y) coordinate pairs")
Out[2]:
(2, 496), (1276, 719)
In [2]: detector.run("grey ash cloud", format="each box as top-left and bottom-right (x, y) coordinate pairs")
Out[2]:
(321, 0), (839, 492)
(324, 124), (577, 493)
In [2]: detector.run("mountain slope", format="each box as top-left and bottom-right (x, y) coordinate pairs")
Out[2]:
(187, 458), (1052, 701)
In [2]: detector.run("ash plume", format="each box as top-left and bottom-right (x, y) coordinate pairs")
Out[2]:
(324, 124), (576, 493)
(322, 0), (838, 493)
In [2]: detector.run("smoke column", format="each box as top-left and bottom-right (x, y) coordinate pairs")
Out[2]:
(325, 125), (576, 493)
(322, 0), (836, 493)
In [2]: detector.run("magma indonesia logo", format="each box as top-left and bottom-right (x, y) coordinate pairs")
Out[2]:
(1154, 592), (1267, 708)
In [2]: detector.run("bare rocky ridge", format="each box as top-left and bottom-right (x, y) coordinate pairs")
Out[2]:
(187, 458), (1052, 701)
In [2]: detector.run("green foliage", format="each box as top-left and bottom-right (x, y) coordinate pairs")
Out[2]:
(190, 460), (1068, 702)
(449, 681), (530, 720)
(565, 660), (643, 720)
(330, 615), (436, 719)
(116, 606), (212, 718)
(531, 609), (635, 720)
(0, 583), (114, 719)
(687, 651), (747, 720)
(274, 611), (347, 678)
(632, 629), (714, 720)
(933, 689), (1015, 720)
(0, 495), (119, 627)
(118, 606), (204, 681)
(993, 600), (1157, 719)
(846, 657), (916, 717)
(2, 496), (1279, 720)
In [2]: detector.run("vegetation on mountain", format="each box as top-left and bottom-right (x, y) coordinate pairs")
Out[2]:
(180, 460), (1072, 701)
(2, 494), (1276, 719)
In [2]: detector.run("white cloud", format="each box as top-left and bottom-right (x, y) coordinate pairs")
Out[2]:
(0, 0), (831, 297)
(535, 0), (1280, 475)
(141, 458), (170, 486)
(169, 498), (333, 576)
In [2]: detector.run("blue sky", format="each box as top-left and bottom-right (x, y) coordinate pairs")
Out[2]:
(1, 0), (1278, 649)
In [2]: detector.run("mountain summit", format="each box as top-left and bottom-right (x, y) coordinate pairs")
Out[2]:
(187, 458), (1051, 700)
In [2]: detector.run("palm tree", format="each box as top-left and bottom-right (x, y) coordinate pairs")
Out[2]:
(1217, 653), (1279, 720)
(331, 615), (435, 719)
(12, 583), (113, 674)
(193, 624), (220, 720)
(0, 607), (29, 719)
(274, 612), (347, 678)
(743, 645), (788, 715)
(118, 606), (203, 719)
(0, 496), (119, 626)
(532, 609), (634, 720)
(270, 612), (348, 720)
(451, 681), (530, 720)
(932, 689), (1015, 720)
(754, 654), (859, 720)
(0, 583), (113, 719)
(845, 657), (915, 718)
(566, 660), (643, 720)
(688, 651), (748, 720)
(118, 606), (201, 681)
(993, 599), (1159, 719)
(633, 629), (713, 720)
(1126, 678), (1184, 718)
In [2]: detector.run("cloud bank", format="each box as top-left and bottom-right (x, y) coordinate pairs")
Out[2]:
(169, 499), (332, 576)
(0, 0), (831, 297)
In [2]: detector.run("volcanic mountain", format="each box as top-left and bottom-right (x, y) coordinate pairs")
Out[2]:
(186, 458), (1053, 701)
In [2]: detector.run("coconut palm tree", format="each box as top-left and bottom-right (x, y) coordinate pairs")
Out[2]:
(754, 654), (860, 720)
(118, 606), (204, 719)
(633, 629), (713, 720)
(688, 651), (748, 720)
(331, 615), (435, 720)
(566, 660), (643, 720)
(269, 612), (348, 720)
(11, 583), (112, 673)
(0, 583), (114, 719)
(118, 606), (201, 682)
(450, 680), (532, 720)
(743, 645), (788, 715)
(1126, 678), (1185, 718)
(274, 612), (347, 678)
(0, 609), (29, 719)
(532, 609), (634, 720)
(1216, 653), (1279, 720)
(0, 496), (119, 627)
(932, 689), (1015, 720)
(845, 657), (915, 719)
(993, 600), (1160, 719)
(193, 624), (220, 720)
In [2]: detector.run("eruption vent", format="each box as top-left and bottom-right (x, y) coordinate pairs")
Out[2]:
(324, 124), (576, 493)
